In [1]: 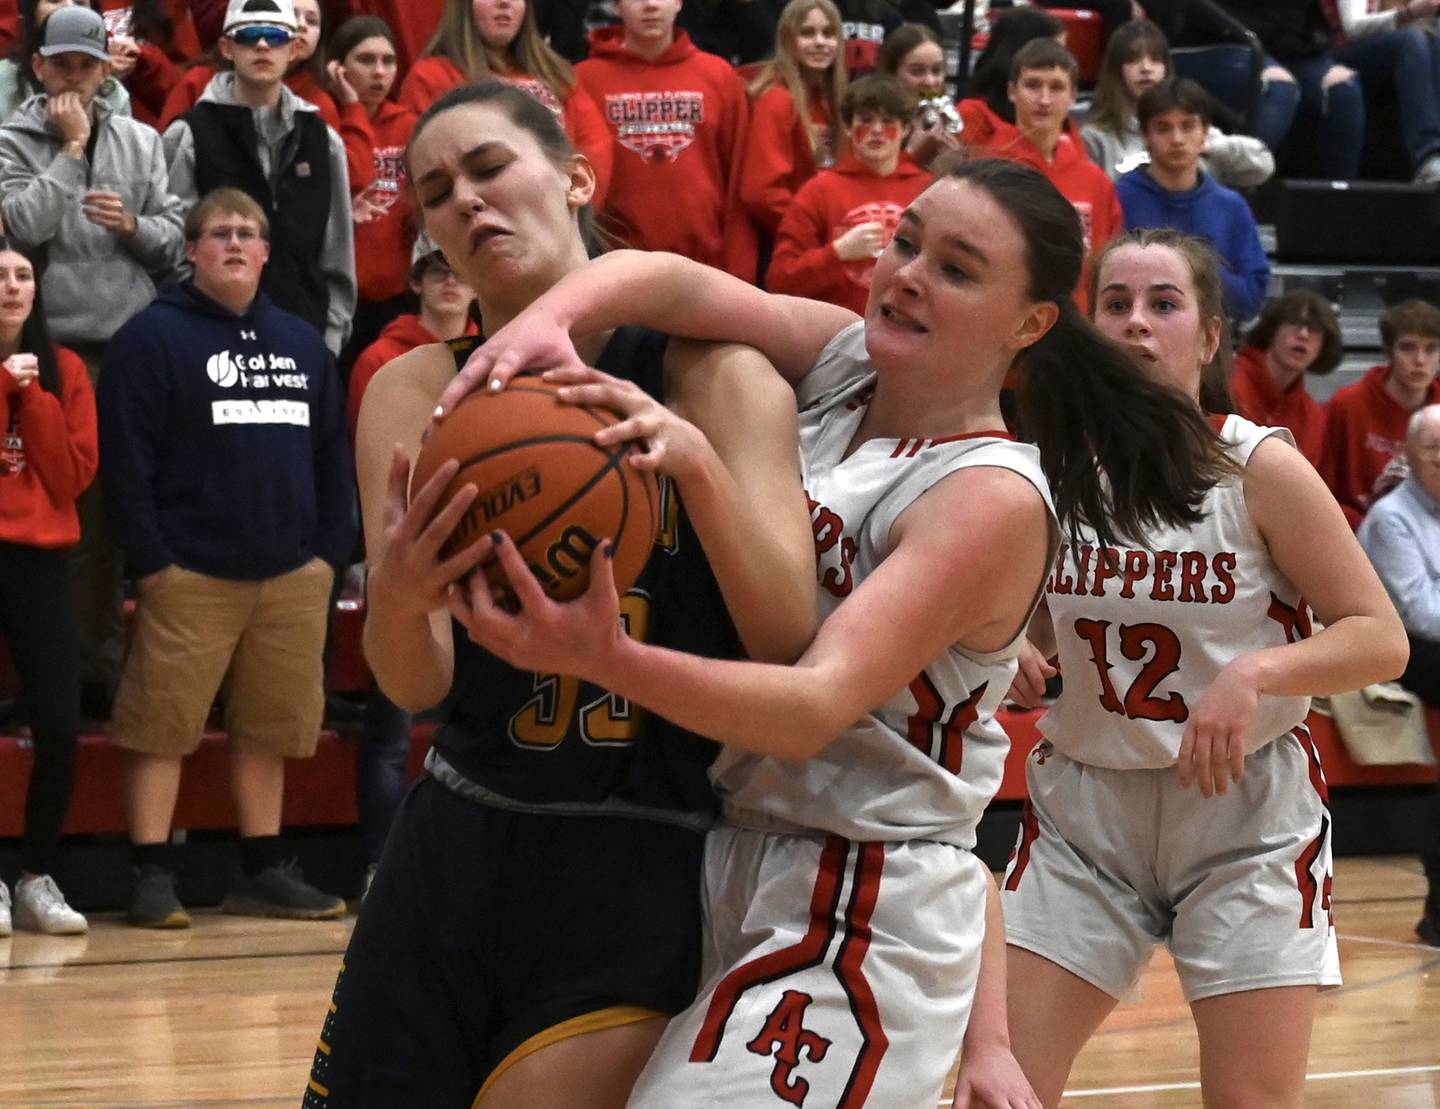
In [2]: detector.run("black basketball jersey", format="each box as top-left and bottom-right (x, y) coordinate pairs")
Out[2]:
(429, 328), (740, 823)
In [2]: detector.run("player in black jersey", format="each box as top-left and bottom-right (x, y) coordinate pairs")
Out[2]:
(303, 82), (818, 1108)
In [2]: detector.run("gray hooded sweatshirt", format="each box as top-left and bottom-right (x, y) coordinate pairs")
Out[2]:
(163, 72), (355, 356)
(0, 93), (185, 344)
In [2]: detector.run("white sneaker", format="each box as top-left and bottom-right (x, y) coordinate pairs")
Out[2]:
(0, 882), (11, 937)
(14, 875), (88, 935)
(1416, 153), (1440, 184)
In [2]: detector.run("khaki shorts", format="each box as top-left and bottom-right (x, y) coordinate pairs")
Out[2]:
(112, 558), (334, 758)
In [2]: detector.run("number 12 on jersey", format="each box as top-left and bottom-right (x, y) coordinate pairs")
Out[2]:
(1073, 618), (1189, 723)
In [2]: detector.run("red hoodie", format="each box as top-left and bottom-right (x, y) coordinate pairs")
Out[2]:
(767, 152), (932, 314)
(0, 347), (97, 548)
(1321, 363), (1440, 528)
(577, 27), (757, 280)
(740, 83), (836, 236)
(159, 65), (343, 131)
(101, 0), (203, 128)
(1230, 344), (1326, 468)
(338, 99), (418, 303)
(349, 313), (479, 440)
(961, 100), (1120, 310)
(396, 57), (613, 209)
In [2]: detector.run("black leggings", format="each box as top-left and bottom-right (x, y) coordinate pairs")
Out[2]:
(0, 541), (80, 875)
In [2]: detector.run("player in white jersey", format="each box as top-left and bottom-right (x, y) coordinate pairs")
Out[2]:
(1000, 228), (1409, 1109)
(438, 160), (1237, 1108)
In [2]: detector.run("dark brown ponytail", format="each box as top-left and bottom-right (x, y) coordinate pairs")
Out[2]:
(943, 158), (1235, 551)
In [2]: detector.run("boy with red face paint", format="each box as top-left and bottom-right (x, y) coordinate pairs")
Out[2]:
(767, 74), (931, 314)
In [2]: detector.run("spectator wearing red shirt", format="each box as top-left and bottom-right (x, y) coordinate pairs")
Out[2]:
(325, 14), (417, 372)
(324, 0), (444, 79)
(347, 236), (477, 441)
(0, 238), (96, 937)
(99, 0), (202, 127)
(396, 0), (611, 207)
(767, 73), (930, 313)
(1323, 298), (1440, 528)
(740, 0), (846, 239)
(158, 0), (339, 128)
(963, 39), (1122, 309)
(1232, 290), (1343, 469)
(577, 0), (757, 279)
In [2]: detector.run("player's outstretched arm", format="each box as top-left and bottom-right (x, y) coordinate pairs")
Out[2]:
(448, 466), (1050, 761)
(1177, 435), (1410, 797)
(437, 250), (859, 415)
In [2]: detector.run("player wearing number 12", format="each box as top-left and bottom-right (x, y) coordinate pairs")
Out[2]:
(1000, 228), (1409, 1109)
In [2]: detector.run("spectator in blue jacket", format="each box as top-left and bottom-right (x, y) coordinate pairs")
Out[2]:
(99, 187), (356, 929)
(1116, 78), (1270, 321)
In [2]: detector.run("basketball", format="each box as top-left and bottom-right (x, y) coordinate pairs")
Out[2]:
(412, 375), (659, 602)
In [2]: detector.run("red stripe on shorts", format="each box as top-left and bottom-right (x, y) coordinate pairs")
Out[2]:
(1003, 800), (1040, 892)
(1295, 814), (1330, 929)
(1291, 723), (1329, 803)
(834, 841), (889, 1108)
(689, 835), (848, 1063)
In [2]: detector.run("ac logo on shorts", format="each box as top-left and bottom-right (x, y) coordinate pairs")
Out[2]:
(747, 990), (832, 1106)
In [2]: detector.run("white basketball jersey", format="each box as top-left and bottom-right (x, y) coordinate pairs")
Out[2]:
(711, 322), (1058, 848)
(1040, 414), (1312, 770)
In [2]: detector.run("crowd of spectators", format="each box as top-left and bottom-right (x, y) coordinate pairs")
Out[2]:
(0, 0), (1438, 938)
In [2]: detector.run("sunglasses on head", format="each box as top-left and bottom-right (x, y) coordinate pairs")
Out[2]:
(229, 24), (294, 47)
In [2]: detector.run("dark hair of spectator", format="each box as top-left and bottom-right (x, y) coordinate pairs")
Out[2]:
(406, 82), (604, 255)
(1244, 290), (1344, 376)
(1090, 226), (1237, 415)
(328, 14), (396, 70)
(184, 187), (271, 241)
(13, 0), (107, 98)
(1008, 38), (1078, 88)
(879, 22), (942, 78)
(1380, 298), (1440, 353)
(129, 0), (175, 49)
(0, 235), (61, 397)
(967, 8), (1063, 121)
(748, 0), (846, 165)
(423, 0), (576, 100)
(840, 73), (916, 126)
(1087, 20), (1171, 136)
(1136, 76), (1213, 131)
(940, 159), (1235, 549)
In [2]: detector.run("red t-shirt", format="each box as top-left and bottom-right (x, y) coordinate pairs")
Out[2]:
(767, 153), (933, 314)
(338, 99), (418, 303)
(0, 346), (97, 549)
(740, 82), (836, 236)
(1321, 363), (1440, 528)
(1230, 344), (1326, 468)
(577, 28), (757, 281)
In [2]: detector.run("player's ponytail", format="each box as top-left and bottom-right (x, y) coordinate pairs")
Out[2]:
(1016, 297), (1234, 552)
(942, 158), (1234, 551)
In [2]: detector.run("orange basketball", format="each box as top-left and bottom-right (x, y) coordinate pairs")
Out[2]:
(412, 375), (659, 602)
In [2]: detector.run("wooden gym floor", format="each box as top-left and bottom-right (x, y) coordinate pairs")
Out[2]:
(2, 856), (1437, 1108)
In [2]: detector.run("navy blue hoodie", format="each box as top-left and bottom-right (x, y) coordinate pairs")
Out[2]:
(100, 281), (356, 580)
(1115, 167), (1271, 320)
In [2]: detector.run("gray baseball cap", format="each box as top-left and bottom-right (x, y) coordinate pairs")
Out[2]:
(39, 6), (110, 61)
